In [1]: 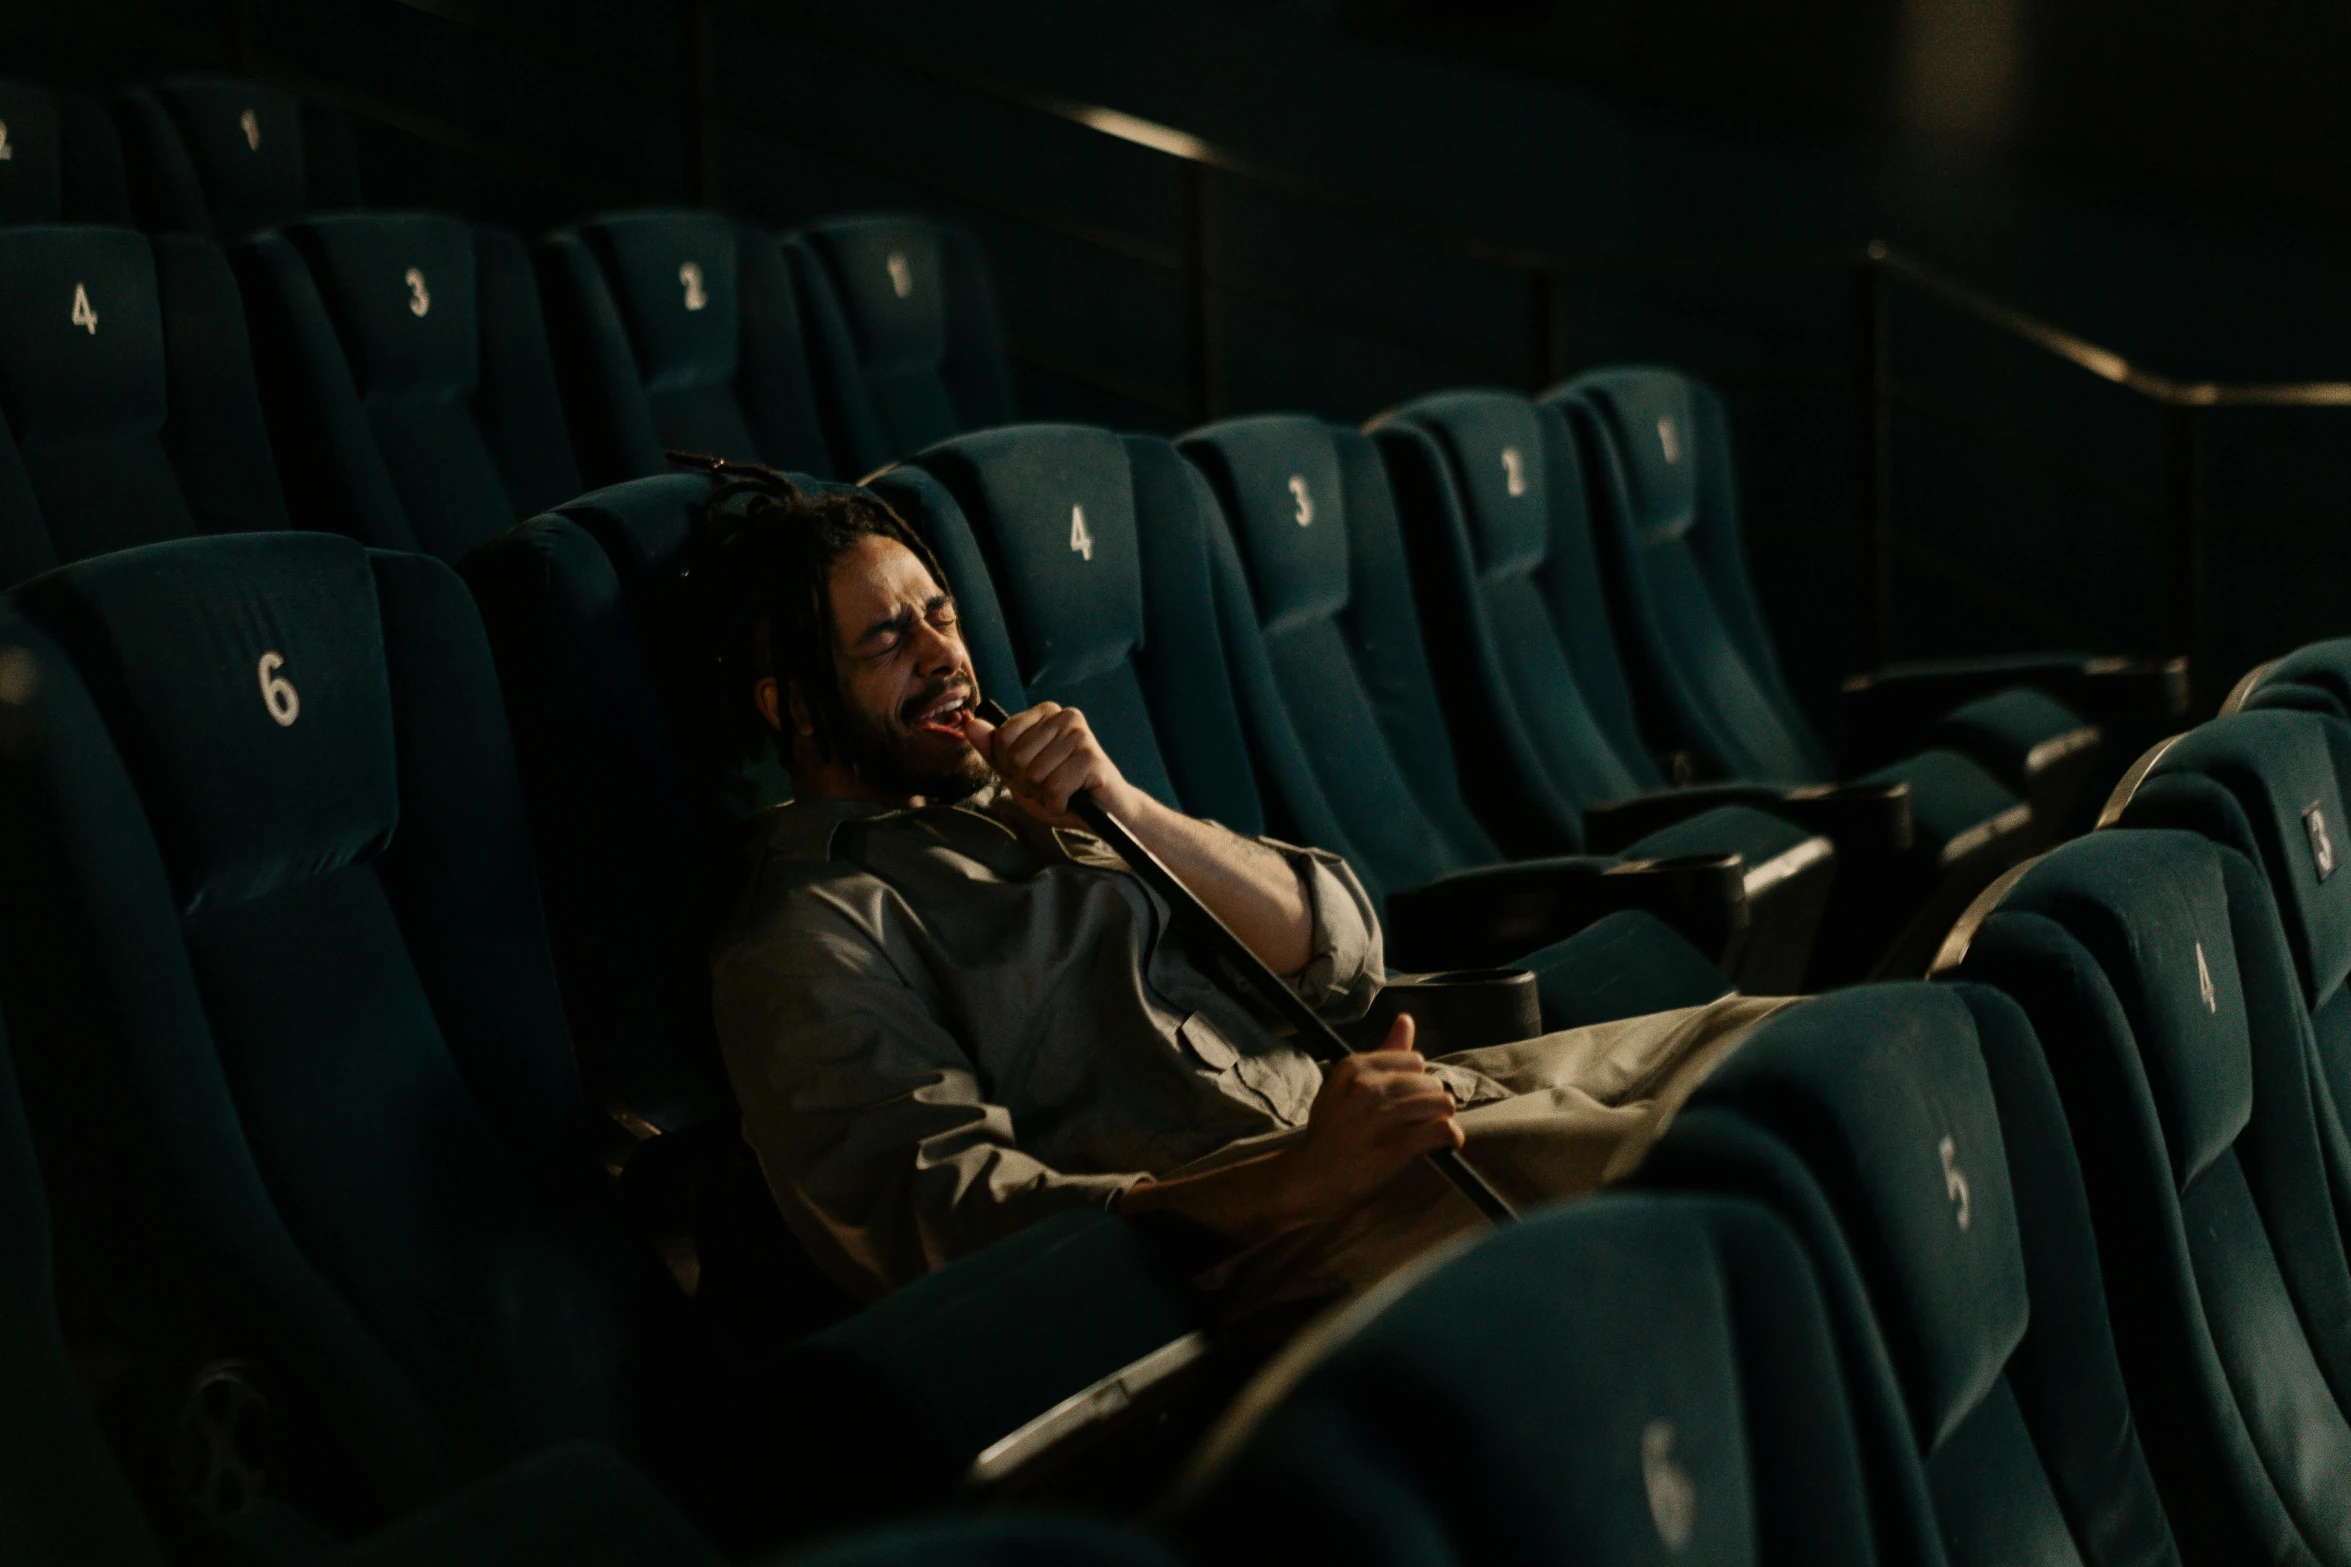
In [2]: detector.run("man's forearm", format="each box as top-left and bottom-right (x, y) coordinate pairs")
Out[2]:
(1108, 786), (1315, 975)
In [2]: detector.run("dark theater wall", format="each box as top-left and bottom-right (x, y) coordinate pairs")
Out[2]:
(8, 0), (2348, 721)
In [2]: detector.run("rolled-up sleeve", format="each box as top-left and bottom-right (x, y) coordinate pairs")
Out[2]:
(1269, 838), (1384, 1023)
(713, 902), (1139, 1301)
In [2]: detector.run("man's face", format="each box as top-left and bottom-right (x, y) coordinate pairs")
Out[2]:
(819, 533), (990, 802)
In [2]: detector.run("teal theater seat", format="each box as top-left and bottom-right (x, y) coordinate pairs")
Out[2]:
(0, 530), (1216, 1550)
(0, 999), (724, 1566)
(0, 223), (288, 584)
(1169, 413), (1834, 1000)
(0, 78), (133, 225)
(235, 211), (582, 561)
(1641, 983), (2177, 1567)
(1945, 830), (2351, 1564)
(2226, 636), (2351, 724)
(877, 422), (1767, 1027)
(114, 77), (362, 242)
(1377, 386), (2047, 989)
(786, 212), (1018, 478)
(538, 210), (839, 486)
(2098, 707), (2351, 1239)
(1546, 368), (2070, 979)
(1175, 1194), (1877, 1566)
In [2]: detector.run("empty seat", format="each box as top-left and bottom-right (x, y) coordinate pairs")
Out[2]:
(0, 529), (1216, 1547)
(1640, 981), (2177, 1567)
(1945, 829), (2351, 1564)
(2225, 636), (2351, 723)
(115, 77), (362, 242)
(1175, 1193), (1876, 1566)
(236, 211), (583, 561)
(539, 211), (837, 487)
(0, 79), (133, 225)
(1171, 413), (1835, 995)
(787, 213), (1017, 477)
(1376, 386), (2041, 989)
(463, 472), (758, 1142)
(2097, 707), (2351, 1216)
(0, 223), (287, 584)
(1, 997), (723, 1567)
(1548, 366), (2105, 815)
(1548, 367), (2063, 978)
(875, 421), (1760, 1027)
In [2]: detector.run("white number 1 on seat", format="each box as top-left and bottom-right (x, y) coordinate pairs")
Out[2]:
(1069, 504), (1094, 561)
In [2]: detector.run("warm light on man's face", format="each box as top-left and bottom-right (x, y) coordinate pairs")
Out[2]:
(817, 534), (991, 802)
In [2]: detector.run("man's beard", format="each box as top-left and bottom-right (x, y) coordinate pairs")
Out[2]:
(836, 673), (992, 803)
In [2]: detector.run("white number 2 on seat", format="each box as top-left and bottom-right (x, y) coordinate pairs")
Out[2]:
(1069, 504), (1094, 561)
(257, 652), (300, 727)
(679, 261), (708, 312)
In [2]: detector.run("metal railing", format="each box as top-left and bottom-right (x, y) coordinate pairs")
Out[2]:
(1853, 244), (2351, 688)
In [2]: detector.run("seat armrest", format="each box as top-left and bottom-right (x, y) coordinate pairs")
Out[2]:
(1841, 655), (2187, 773)
(1585, 783), (1820, 854)
(777, 1210), (1204, 1528)
(1587, 782), (1913, 862)
(1386, 853), (1749, 973)
(1340, 968), (1542, 1055)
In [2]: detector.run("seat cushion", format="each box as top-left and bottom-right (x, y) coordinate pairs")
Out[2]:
(241, 213), (580, 560)
(1623, 802), (1815, 875)
(553, 213), (834, 478)
(1857, 747), (2028, 864)
(1183, 1194), (1874, 1566)
(1929, 686), (2095, 787)
(790, 214), (1016, 474)
(882, 424), (1179, 811)
(0, 80), (131, 226)
(1688, 985), (2029, 1456)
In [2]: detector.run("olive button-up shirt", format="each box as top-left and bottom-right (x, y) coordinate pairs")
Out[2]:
(711, 784), (1383, 1299)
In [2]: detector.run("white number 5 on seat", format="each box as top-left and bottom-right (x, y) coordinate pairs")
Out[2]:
(257, 652), (300, 727)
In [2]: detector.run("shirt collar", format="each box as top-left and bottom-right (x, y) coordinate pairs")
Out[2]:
(753, 781), (1015, 862)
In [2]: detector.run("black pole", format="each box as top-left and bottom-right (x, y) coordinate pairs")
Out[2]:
(974, 701), (1516, 1224)
(682, 0), (720, 208)
(2164, 402), (2203, 679)
(1851, 244), (1892, 671)
(1181, 161), (1214, 426)
(1526, 265), (1559, 393)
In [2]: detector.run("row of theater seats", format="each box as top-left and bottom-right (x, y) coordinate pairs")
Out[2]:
(4, 517), (2348, 1564)
(0, 66), (2233, 1567)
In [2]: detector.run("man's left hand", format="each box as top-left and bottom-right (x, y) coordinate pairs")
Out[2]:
(966, 702), (1140, 827)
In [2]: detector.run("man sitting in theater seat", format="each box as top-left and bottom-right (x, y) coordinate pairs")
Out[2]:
(707, 474), (1790, 1310)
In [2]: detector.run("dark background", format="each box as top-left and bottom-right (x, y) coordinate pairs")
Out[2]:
(7, 0), (2348, 729)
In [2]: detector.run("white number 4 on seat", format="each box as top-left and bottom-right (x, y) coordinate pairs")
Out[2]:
(1069, 504), (1094, 561)
(70, 283), (97, 335)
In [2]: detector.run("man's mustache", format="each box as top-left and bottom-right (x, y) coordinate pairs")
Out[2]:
(897, 672), (975, 726)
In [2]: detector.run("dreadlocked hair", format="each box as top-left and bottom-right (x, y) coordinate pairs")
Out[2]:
(681, 458), (951, 767)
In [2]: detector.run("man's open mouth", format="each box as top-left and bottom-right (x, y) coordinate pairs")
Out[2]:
(906, 685), (974, 738)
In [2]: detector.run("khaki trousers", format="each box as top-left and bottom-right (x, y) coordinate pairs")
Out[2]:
(1197, 993), (1800, 1318)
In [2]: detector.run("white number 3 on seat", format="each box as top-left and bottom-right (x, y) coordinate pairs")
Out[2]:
(258, 652), (300, 727)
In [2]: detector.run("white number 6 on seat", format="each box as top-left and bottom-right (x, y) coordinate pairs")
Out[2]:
(257, 652), (299, 727)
